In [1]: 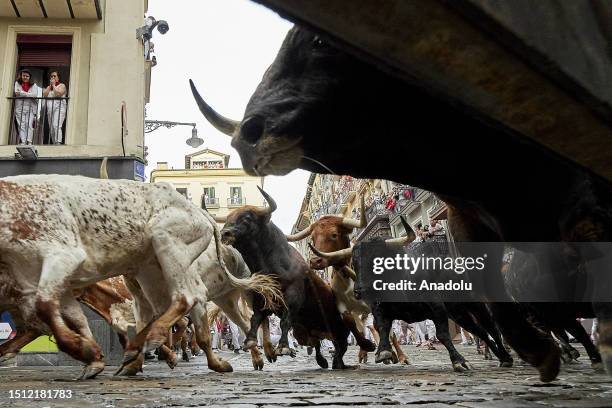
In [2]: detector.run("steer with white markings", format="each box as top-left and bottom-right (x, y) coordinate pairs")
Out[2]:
(0, 175), (280, 378)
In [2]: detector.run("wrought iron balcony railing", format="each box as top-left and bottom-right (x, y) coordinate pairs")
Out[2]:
(8, 96), (69, 145)
(204, 197), (219, 208)
(227, 197), (245, 207)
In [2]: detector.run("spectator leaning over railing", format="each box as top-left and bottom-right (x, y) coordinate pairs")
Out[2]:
(14, 69), (39, 145)
(43, 71), (67, 145)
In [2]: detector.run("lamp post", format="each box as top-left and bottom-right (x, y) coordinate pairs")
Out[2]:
(144, 120), (204, 148)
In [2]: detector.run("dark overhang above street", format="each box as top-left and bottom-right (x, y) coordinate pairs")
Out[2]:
(252, 0), (612, 181)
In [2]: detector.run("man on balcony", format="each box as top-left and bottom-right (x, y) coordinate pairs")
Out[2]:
(13, 69), (39, 145)
(43, 71), (67, 145)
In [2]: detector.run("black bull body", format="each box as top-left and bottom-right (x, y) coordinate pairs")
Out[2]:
(191, 25), (612, 381)
(219, 188), (375, 369)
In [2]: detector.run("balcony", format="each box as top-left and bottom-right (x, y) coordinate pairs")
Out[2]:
(8, 97), (69, 145)
(427, 198), (448, 221)
(227, 197), (245, 207)
(350, 202), (392, 242)
(204, 197), (219, 208)
(0, 1), (102, 19)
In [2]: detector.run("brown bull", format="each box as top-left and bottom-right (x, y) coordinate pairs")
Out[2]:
(287, 196), (412, 364)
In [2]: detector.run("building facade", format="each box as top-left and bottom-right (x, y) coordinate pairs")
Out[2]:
(0, 0), (153, 364)
(0, 0), (152, 179)
(150, 148), (266, 221)
(291, 174), (451, 268)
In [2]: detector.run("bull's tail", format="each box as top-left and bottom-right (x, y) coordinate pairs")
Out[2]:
(207, 302), (223, 327)
(200, 208), (284, 310)
(224, 272), (284, 311)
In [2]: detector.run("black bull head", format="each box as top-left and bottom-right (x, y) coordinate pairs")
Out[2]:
(189, 25), (379, 178)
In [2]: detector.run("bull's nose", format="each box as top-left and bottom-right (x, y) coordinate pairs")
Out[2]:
(240, 116), (265, 145)
(221, 230), (233, 243)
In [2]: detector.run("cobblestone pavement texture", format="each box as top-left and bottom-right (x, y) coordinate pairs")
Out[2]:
(0, 345), (610, 407)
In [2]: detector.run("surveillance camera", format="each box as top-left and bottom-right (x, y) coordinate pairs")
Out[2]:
(156, 20), (169, 35)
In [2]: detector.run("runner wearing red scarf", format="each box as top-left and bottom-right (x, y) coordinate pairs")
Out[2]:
(13, 69), (39, 145)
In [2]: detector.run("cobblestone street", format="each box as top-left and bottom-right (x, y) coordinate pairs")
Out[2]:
(0, 345), (610, 407)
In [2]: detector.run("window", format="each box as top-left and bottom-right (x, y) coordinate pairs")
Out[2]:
(9, 34), (72, 146)
(229, 187), (243, 206)
(203, 187), (218, 207)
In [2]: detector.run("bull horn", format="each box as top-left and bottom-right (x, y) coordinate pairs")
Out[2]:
(341, 194), (366, 229)
(212, 214), (227, 223)
(257, 186), (277, 215)
(286, 224), (313, 242)
(340, 265), (357, 281)
(308, 242), (353, 262)
(189, 79), (239, 136)
(386, 215), (416, 244)
(100, 157), (109, 179)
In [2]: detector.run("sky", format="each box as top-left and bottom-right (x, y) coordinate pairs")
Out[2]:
(145, 0), (311, 234)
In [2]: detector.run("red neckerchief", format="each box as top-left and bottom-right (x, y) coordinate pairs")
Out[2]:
(21, 82), (31, 92)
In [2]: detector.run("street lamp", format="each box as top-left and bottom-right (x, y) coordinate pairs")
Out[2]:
(144, 120), (204, 148)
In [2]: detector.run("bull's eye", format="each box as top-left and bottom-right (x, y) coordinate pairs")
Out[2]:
(312, 36), (325, 49)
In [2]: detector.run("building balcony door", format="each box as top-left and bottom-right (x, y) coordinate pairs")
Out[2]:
(8, 34), (72, 146)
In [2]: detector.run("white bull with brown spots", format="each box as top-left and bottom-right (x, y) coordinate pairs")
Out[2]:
(0, 175), (281, 378)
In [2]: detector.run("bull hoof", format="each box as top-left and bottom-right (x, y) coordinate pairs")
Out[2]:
(277, 346), (295, 357)
(560, 350), (573, 364)
(165, 352), (178, 369)
(114, 353), (144, 377)
(315, 353), (328, 369)
(77, 361), (105, 380)
(452, 360), (473, 372)
(182, 352), (190, 362)
(375, 350), (393, 364)
(210, 359), (233, 373)
(0, 353), (17, 364)
(391, 351), (399, 364)
(484, 352), (493, 360)
(243, 339), (257, 352)
(570, 349), (581, 360)
(500, 359), (513, 368)
(536, 345), (561, 383)
(264, 344), (277, 363)
(252, 356), (264, 371)
(398, 355), (410, 365)
(360, 339), (376, 352)
(336, 364), (358, 370)
(591, 361), (604, 371)
(358, 349), (368, 364)
(307, 346), (313, 356)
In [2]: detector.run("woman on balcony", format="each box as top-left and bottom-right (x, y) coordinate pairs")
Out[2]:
(43, 71), (67, 145)
(13, 69), (39, 145)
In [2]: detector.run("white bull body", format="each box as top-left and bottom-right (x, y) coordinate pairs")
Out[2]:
(0, 175), (218, 377)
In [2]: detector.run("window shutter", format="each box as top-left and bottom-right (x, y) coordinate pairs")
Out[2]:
(17, 35), (72, 67)
(18, 44), (72, 67)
